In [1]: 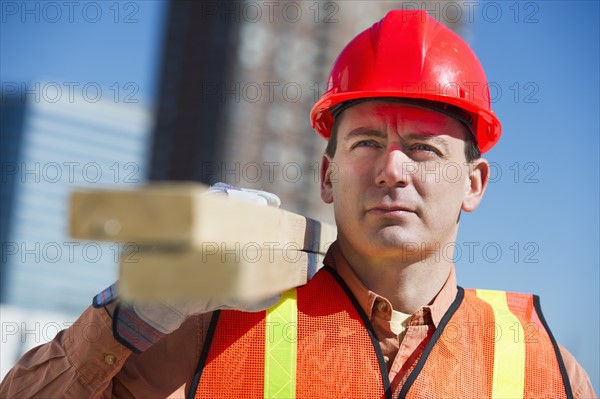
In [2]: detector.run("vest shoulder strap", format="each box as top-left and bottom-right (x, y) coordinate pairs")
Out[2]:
(401, 288), (572, 399)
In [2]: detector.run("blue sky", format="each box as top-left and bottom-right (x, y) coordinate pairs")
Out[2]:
(1, 0), (598, 391)
(461, 2), (599, 391)
(0, 0), (166, 104)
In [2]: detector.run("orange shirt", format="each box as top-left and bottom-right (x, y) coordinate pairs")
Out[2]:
(0, 242), (596, 398)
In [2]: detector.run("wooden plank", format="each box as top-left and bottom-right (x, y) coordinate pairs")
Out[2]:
(69, 183), (336, 300)
(119, 247), (325, 302)
(70, 183), (336, 256)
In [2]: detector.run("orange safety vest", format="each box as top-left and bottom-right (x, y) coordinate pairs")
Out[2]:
(190, 267), (572, 399)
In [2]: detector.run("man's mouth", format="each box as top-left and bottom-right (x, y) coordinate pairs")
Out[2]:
(366, 204), (416, 216)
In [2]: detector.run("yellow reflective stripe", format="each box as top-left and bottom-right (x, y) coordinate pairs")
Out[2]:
(264, 289), (297, 399)
(476, 289), (525, 399)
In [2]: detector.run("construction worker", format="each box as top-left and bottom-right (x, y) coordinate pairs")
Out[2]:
(0, 9), (596, 398)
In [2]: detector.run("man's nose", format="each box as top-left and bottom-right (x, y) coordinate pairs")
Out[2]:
(375, 147), (415, 188)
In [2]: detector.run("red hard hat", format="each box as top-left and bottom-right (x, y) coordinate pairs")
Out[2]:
(310, 10), (502, 153)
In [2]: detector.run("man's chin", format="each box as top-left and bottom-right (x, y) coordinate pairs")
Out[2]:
(362, 230), (425, 256)
(373, 226), (419, 244)
(338, 224), (425, 253)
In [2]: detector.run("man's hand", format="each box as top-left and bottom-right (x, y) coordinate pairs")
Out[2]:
(206, 182), (281, 207)
(132, 294), (282, 334)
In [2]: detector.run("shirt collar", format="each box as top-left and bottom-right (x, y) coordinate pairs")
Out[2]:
(323, 241), (380, 319)
(323, 241), (458, 327)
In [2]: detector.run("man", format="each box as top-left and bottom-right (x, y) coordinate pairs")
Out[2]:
(0, 9), (595, 398)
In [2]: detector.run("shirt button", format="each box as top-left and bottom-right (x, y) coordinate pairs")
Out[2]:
(383, 356), (390, 364)
(376, 300), (388, 313)
(104, 354), (117, 365)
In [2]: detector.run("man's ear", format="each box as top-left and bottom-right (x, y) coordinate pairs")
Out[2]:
(320, 154), (334, 204)
(462, 158), (490, 212)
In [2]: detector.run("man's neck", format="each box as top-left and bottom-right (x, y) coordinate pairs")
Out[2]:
(338, 240), (453, 315)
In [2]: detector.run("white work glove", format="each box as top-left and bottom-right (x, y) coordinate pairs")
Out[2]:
(93, 183), (282, 353)
(133, 293), (282, 335)
(206, 182), (281, 207)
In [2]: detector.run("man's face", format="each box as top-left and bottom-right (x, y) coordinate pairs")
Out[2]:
(320, 101), (489, 263)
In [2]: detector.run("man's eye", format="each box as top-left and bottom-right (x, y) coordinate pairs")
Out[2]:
(412, 143), (441, 155)
(353, 140), (379, 149)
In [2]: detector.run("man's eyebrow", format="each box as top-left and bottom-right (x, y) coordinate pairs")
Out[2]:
(343, 128), (387, 141)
